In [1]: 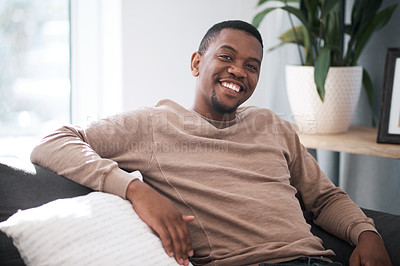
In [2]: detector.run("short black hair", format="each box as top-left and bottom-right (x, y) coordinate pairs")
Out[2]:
(198, 20), (263, 55)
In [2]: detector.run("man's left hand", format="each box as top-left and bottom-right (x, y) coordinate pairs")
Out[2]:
(349, 231), (392, 266)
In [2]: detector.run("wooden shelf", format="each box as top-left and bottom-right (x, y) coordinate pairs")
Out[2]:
(297, 126), (400, 159)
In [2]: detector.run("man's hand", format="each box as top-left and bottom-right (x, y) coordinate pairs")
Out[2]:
(349, 231), (392, 266)
(126, 179), (195, 266)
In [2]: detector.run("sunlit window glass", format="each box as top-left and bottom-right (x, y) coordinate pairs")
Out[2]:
(0, 0), (70, 159)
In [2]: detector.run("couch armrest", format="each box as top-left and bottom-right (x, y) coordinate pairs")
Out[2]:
(0, 158), (93, 266)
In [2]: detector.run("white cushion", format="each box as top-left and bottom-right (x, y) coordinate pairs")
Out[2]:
(0, 192), (189, 266)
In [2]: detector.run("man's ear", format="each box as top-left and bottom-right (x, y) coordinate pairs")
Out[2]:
(190, 52), (201, 77)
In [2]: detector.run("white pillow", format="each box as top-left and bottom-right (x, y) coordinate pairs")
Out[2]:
(0, 192), (190, 266)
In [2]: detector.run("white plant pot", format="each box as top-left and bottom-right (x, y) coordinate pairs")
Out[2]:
(286, 65), (363, 134)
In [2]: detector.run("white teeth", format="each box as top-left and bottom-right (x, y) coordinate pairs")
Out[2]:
(222, 82), (240, 92)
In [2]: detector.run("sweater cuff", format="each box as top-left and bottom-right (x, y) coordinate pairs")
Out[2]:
(103, 167), (143, 199)
(349, 222), (380, 246)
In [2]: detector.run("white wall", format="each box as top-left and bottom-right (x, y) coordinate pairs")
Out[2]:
(72, 0), (299, 120)
(71, 0), (123, 125)
(120, 0), (287, 111)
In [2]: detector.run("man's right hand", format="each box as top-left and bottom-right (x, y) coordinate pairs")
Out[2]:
(126, 179), (195, 266)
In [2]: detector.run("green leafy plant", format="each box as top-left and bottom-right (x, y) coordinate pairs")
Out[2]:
(252, 0), (397, 112)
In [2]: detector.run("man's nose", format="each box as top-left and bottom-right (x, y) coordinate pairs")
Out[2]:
(227, 64), (247, 78)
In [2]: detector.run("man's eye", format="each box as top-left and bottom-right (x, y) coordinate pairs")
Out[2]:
(246, 64), (257, 71)
(220, 55), (232, 60)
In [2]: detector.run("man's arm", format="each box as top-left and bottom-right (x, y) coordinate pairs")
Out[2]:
(30, 124), (138, 198)
(31, 111), (195, 265)
(309, 190), (392, 265)
(287, 132), (392, 265)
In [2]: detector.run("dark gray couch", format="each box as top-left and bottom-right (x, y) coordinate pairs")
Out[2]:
(1, 158), (399, 266)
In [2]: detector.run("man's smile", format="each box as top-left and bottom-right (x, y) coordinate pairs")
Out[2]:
(221, 81), (241, 92)
(219, 80), (246, 97)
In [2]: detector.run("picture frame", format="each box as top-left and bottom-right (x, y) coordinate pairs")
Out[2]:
(377, 47), (400, 144)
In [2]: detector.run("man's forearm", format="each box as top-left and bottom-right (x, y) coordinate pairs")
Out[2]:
(312, 193), (378, 246)
(30, 125), (131, 197)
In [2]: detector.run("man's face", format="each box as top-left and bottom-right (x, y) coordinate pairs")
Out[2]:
(191, 28), (262, 120)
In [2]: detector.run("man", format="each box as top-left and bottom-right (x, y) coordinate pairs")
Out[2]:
(31, 20), (392, 266)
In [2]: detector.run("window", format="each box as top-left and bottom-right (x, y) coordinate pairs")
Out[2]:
(0, 0), (70, 159)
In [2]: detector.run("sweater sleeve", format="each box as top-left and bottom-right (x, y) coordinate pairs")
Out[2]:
(287, 132), (378, 246)
(30, 108), (153, 199)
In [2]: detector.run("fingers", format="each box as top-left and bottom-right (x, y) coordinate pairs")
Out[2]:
(170, 216), (193, 265)
(182, 215), (195, 223)
(158, 215), (193, 266)
(157, 224), (175, 260)
(182, 215), (195, 258)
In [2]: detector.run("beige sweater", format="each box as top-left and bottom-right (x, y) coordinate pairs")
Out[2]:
(31, 99), (377, 265)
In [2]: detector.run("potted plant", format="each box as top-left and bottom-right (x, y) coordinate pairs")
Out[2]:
(252, 0), (398, 133)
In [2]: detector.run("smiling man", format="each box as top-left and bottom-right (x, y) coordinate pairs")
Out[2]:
(31, 20), (392, 266)
(191, 26), (262, 121)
